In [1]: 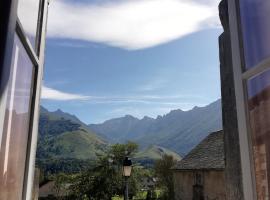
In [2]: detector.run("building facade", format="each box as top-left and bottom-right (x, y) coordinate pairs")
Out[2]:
(172, 131), (226, 200)
(0, 0), (48, 199)
(173, 170), (226, 200)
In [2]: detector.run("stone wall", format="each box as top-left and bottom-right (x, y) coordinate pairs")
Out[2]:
(173, 170), (226, 200)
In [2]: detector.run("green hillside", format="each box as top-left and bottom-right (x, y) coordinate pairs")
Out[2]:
(134, 145), (182, 167)
(38, 130), (106, 160)
(136, 145), (182, 161)
(37, 106), (182, 172)
(37, 106), (107, 161)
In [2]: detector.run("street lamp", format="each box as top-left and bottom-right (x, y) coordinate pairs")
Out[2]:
(123, 157), (132, 200)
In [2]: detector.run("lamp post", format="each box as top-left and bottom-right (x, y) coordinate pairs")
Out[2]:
(123, 157), (132, 200)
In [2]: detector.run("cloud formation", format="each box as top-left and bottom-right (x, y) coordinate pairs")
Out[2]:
(47, 0), (219, 50)
(41, 86), (209, 105)
(42, 86), (91, 101)
(138, 79), (168, 91)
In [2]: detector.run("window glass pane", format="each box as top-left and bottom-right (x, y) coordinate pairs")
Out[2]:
(247, 69), (270, 199)
(0, 34), (35, 199)
(240, 0), (270, 69)
(17, 0), (40, 49)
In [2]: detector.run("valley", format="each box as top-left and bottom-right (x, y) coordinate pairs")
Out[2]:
(37, 99), (222, 173)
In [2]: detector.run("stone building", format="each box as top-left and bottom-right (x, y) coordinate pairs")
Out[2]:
(172, 130), (226, 200)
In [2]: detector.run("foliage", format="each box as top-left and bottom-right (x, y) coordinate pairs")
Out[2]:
(108, 141), (138, 165)
(36, 158), (95, 175)
(69, 142), (142, 200)
(53, 173), (73, 199)
(154, 155), (177, 200)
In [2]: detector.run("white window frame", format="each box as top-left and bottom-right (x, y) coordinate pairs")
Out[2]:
(21, 0), (49, 199)
(228, 0), (270, 199)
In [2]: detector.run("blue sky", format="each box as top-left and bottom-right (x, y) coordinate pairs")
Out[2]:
(41, 0), (222, 124)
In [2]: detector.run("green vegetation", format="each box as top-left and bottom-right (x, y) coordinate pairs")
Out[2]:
(39, 130), (105, 160)
(37, 107), (107, 174)
(37, 107), (182, 174)
(134, 145), (181, 168)
(69, 142), (141, 200)
(39, 142), (177, 200)
(154, 155), (177, 200)
(135, 145), (181, 162)
(37, 107), (181, 200)
(37, 158), (95, 175)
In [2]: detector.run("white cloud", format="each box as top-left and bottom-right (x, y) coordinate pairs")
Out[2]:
(138, 79), (168, 91)
(41, 86), (91, 101)
(47, 0), (220, 50)
(53, 42), (88, 48)
(41, 86), (211, 105)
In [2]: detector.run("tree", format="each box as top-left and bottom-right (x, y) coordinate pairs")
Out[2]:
(69, 142), (140, 200)
(53, 173), (71, 199)
(108, 141), (138, 166)
(154, 155), (177, 200)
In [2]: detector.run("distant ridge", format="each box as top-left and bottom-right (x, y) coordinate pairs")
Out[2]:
(37, 107), (182, 167)
(37, 99), (222, 168)
(89, 99), (223, 155)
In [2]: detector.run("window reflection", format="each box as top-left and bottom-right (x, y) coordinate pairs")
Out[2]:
(248, 69), (270, 200)
(17, 0), (40, 49)
(240, 0), (270, 69)
(0, 34), (34, 200)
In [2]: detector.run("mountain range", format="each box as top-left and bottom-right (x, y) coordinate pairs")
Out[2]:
(36, 106), (182, 166)
(89, 99), (222, 155)
(37, 99), (222, 171)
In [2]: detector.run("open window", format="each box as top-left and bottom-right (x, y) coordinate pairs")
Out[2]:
(0, 0), (48, 199)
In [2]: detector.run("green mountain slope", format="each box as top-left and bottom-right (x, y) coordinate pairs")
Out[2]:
(134, 145), (182, 167)
(38, 130), (106, 160)
(37, 106), (185, 173)
(136, 145), (182, 161)
(37, 106), (107, 161)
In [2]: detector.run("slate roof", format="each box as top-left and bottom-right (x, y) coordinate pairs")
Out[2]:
(172, 130), (224, 170)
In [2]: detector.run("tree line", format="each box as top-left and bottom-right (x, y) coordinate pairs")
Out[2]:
(39, 142), (177, 200)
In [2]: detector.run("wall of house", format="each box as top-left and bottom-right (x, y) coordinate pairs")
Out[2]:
(173, 170), (226, 200)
